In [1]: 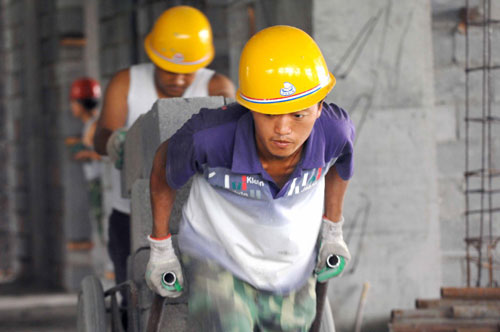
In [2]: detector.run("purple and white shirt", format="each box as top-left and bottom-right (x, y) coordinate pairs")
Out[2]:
(166, 102), (354, 293)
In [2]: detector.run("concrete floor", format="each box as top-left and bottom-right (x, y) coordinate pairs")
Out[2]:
(0, 293), (77, 332)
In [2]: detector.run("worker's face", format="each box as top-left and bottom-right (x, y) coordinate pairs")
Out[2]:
(154, 66), (196, 98)
(70, 100), (84, 119)
(252, 103), (322, 160)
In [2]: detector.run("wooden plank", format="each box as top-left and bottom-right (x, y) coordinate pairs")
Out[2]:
(452, 303), (500, 319)
(390, 327), (498, 332)
(391, 308), (451, 320)
(441, 287), (500, 300)
(389, 317), (500, 330)
(416, 298), (500, 309)
(59, 37), (86, 46)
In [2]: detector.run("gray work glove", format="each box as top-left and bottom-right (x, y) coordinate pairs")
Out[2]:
(105, 128), (126, 170)
(315, 216), (351, 283)
(145, 235), (184, 298)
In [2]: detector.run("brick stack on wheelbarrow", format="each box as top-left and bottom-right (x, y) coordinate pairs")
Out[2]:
(389, 288), (500, 332)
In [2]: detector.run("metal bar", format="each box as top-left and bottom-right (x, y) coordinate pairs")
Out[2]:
(464, 0), (471, 287)
(308, 282), (328, 332)
(486, 0), (494, 288)
(110, 293), (125, 332)
(469, 19), (500, 26)
(465, 189), (500, 194)
(146, 294), (164, 332)
(464, 207), (500, 216)
(464, 235), (500, 244)
(465, 64), (500, 72)
(477, 0), (488, 286)
(464, 168), (500, 177)
(104, 281), (140, 332)
(464, 115), (500, 122)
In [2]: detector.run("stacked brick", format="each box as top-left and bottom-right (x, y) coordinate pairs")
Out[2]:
(0, 0), (28, 283)
(0, 0), (94, 290)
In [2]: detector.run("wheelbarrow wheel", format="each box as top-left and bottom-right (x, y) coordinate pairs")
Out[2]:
(77, 275), (107, 332)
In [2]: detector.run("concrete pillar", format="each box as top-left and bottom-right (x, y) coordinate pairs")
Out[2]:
(313, 1), (440, 331)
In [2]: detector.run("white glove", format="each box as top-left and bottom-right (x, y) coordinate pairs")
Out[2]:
(145, 235), (185, 298)
(315, 216), (351, 283)
(105, 128), (126, 170)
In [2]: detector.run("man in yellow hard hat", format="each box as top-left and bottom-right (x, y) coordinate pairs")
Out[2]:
(93, 6), (235, 288)
(147, 26), (354, 331)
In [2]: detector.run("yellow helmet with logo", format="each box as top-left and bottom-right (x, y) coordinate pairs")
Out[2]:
(144, 6), (214, 73)
(236, 25), (335, 114)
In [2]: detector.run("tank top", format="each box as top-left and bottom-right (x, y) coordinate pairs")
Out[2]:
(110, 63), (215, 213)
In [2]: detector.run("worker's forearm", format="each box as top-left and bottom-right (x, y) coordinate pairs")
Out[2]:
(150, 140), (176, 238)
(93, 126), (113, 155)
(324, 166), (349, 222)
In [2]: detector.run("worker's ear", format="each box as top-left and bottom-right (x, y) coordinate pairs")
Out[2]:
(316, 99), (324, 118)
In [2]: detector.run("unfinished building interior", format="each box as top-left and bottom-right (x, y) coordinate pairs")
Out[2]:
(0, 0), (499, 331)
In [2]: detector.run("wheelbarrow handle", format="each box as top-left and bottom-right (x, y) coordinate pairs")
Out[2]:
(146, 293), (165, 332)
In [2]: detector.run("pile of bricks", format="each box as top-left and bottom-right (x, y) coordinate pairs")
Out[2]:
(389, 287), (500, 332)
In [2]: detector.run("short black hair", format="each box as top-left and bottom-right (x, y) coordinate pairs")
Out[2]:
(77, 98), (99, 111)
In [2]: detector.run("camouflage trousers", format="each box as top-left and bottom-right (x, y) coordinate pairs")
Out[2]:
(182, 255), (317, 332)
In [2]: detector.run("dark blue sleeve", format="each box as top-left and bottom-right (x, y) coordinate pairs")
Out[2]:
(165, 111), (207, 189)
(165, 104), (244, 189)
(323, 103), (355, 180)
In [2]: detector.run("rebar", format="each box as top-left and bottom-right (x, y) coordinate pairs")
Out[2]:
(464, 0), (500, 287)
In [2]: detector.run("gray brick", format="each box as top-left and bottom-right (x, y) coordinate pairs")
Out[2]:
(54, 60), (85, 84)
(116, 41), (134, 71)
(139, 97), (227, 180)
(56, 0), (81, 8)
(56, 7), (83, 36)
(40, 14), (56, 39)
(3, 50), (23, 73)
(130, 179), (191, 252)
(205, 7), (227, 38)
(3, 1), (23, 28)
(59, 44), (84, 62)
(100, 14), (132, 46)
(41, 38), (59, 66)
(137, 6), (153, 37)
(4, 72), (23, 97)
(123, 115), (144, 197)
(99, 0), (133, 19)
(99, 47), (116, 77)
(130, 180), (151, 252)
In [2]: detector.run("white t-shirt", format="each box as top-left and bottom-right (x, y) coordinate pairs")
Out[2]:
(110, 63), (215, 213)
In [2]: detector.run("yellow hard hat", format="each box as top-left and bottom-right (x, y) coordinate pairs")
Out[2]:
(144, 6), (214, 73)
(236, 25), (336, 114)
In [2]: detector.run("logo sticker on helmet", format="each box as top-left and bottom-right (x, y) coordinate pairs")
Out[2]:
(172, 53), (185, 63)
(280, 82), (296, 97)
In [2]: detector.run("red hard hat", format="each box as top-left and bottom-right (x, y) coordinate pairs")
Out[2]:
(70, 77), (101, 99)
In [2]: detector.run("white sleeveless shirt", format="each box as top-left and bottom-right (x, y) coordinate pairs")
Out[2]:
(110, 63), (215, 213)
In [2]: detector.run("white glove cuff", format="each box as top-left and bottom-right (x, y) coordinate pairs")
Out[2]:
(147, 235), (174, 260)
(321, 216), (344, 238)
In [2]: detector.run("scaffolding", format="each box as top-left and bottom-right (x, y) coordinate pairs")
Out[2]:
(464, 0), (500, 287)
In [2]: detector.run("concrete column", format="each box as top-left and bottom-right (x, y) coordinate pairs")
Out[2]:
(313, 1), (440, 331)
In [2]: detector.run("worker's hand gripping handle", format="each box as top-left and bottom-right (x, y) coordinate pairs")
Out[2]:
(145, 235), (185, 298)
(315, 217), (350, 283)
